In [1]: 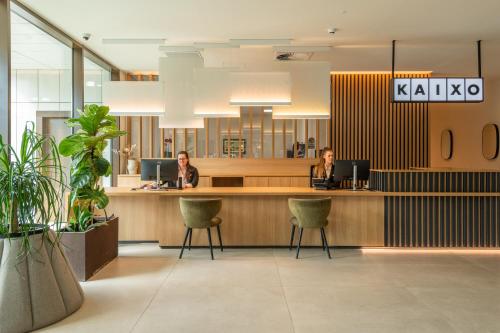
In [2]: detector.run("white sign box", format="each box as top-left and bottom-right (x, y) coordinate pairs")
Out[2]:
(392, 78), (483, 103)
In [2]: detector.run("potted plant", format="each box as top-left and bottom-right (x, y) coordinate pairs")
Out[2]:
(0, 123), (84, 333)
(58, 104), (126, 281)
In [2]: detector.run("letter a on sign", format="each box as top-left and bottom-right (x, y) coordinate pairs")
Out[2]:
(392, 78), (483, 103)
(411, 78), (428, 101)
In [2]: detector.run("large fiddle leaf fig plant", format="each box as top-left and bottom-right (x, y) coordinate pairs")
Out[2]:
(59, 104), (126, 232)
(0, 122), (65, 255)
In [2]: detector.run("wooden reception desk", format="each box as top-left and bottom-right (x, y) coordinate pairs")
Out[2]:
(106, 187), (385, 247)
(106, 184), (500, 248)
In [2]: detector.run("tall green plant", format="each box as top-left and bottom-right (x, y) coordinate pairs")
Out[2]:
(0, 123), (65, 255)
(59, 104), (126, 231)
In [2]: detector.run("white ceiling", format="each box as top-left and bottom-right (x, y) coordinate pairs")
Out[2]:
(11, 11), (104, 71)
(17, 0), (500, 77)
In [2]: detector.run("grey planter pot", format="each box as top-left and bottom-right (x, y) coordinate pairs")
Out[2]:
(0, 229), (84, 333)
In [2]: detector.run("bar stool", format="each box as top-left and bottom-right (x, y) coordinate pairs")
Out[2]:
(288, 197), (332, 259)
(179, 197), (223, 260)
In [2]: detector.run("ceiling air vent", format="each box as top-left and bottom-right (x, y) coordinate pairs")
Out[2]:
(275, 52), (313, 61)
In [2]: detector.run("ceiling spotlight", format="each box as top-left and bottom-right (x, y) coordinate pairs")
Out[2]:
(327, 28), (337, 35)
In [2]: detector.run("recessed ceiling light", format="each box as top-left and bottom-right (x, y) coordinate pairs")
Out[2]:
(273, 45), (332, 53)
(230, 38), (292, 46)
(102, 38), (166, 44)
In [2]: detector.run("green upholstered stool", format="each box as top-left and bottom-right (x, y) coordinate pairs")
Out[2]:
(288, 197), (332, 259)
(179, 197), (223, 260)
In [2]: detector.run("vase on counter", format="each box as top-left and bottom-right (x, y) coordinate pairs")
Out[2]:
(127, 159), (138, 174)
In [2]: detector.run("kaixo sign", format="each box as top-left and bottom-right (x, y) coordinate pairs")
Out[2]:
(392, 78), (484, 103)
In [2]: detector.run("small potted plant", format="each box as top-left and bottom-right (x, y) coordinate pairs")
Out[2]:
(113, 144), (137, 174)
(0, 123), (83, 332)
(58, 104), (126, 281)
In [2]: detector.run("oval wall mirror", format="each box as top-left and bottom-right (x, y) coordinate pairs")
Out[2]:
(441, 129), (453, 160)
(482, 123), (499, 160)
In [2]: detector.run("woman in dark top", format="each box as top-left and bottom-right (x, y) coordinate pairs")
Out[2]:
(313, 147), (334, 179)
(177, 151), (199, 188)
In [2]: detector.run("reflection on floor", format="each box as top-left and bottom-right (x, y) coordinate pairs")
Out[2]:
(37, 244), (500, 333)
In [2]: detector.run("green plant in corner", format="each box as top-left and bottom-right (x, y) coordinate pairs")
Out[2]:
(0, 122), (65, 256)
(59, 104), (126, 232)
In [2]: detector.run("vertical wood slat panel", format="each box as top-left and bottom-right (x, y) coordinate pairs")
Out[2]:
(261, 110), (264, 159)
(216, 119), (220, 158)
(239, 115), (243, 159)
(149, 116), (153, 158)
(160, 128), (165, 158)
(205, 118), (209, 158)
(227, 118), (231, 159)
(249, 108), (253, 158)
(385, 195), (500, 248)
(331, 73), (429, 170)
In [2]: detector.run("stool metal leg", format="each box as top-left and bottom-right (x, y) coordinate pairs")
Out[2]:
(179, 227), (191, 259)
(216, 225), (223, 252)
(295, 227), (303, 259)
(321, 227), (332, 259)
(321, 231), (326, 251)
(207, 228), (214, 260)
(188, 228), (192, 250)
(289, 225), (296, 251)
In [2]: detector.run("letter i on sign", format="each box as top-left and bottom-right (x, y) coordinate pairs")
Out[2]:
(429, 79), (447, 101)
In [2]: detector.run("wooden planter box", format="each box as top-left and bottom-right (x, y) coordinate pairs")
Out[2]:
(60, 217), (119, 281)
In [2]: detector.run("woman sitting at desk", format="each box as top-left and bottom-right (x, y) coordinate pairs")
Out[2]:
(313, 147), (334, 179)
(177, 151), (199, 188)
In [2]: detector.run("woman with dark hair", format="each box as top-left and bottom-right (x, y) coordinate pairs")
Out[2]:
(313, 147), (334, 179)
(177, 151), (199, 188)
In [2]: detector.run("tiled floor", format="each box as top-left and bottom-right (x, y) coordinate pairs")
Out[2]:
(38, 245), (500, 333)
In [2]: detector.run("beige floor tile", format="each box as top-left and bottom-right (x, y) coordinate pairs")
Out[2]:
(37, 256), (175, 333)
(132, 283), (294, 333)
(284, 285), (456, 333)
(168, 256), (282, 287)
(407, 286), (500, 333)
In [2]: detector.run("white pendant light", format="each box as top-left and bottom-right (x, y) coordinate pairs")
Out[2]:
(193, 68), (240, 118)
(103, 81), (164, 116)
(273, 61), (330, 119)
(229, 71), (292, 106)
(158, 54), (204, 128)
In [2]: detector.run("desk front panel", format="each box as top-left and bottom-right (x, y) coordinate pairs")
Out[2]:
(106, 188), (384, 247)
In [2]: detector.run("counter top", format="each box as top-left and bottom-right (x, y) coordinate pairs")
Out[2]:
(105, 187), (500, 197)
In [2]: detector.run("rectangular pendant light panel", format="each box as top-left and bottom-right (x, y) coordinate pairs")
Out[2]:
(103, 81), (164, 116)
(158, 54), (205, 128)
(273, 62), (330, 119)
(193, 68), (240, 117)
(229, 72), (292, 106)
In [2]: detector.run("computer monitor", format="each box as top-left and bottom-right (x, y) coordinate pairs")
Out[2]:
(141, 159), (178, 185)
(352, 160), (370, 181)
(333, 160), (370, 183)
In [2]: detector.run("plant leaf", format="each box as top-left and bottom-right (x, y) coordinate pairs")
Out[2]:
(59, 135), (85, 156)
(94, 157), (110, 176)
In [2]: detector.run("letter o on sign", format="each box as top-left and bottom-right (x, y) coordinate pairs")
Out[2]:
(468, 84), (480, 95)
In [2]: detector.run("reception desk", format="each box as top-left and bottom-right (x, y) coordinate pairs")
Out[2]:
(106, 184), (500, 248)
(106, 187), (385, 247)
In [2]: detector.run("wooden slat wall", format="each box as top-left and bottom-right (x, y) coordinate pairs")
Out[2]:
(332, 73), (429, 170)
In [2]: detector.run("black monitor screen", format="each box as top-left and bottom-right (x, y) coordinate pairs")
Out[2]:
(352, 160), (370, 181)
(333, 160), (370, 182)
(141, 159), (178, 183)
